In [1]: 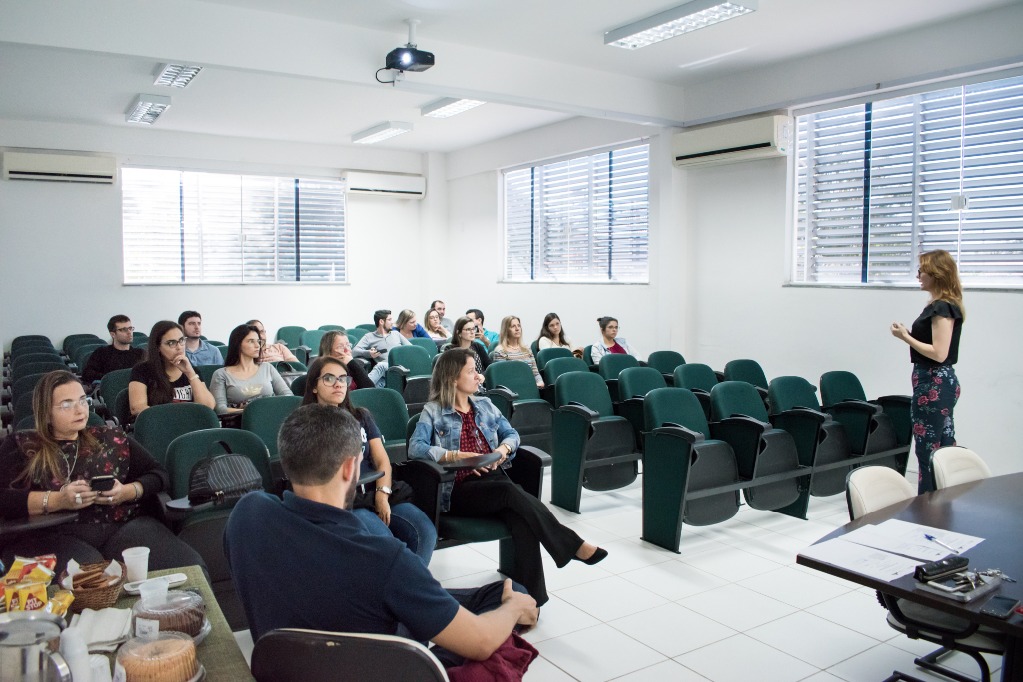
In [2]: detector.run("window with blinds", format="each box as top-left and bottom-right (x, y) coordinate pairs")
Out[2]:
(122, 168), (346, 284)
(793, 73), (1023, 286)
(504, 143), (649, 282)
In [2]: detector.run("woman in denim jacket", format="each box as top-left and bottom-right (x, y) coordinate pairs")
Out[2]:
(410, 348), (606, 605)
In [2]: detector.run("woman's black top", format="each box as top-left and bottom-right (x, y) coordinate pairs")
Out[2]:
(909, 300), (963, 367)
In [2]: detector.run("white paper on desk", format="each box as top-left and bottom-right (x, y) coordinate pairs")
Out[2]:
(872, 519), (983, 555)
(799, 538), (921, 582)
(68, 607), (132, 652)
(842, 524), (947, 561)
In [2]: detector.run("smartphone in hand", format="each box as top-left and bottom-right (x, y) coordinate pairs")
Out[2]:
(90, 475), (116, 492)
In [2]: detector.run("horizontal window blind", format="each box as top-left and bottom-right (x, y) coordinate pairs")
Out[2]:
(122, 168), (346, 284)
(794, 73), (1023, 286)
(505, 143), (649, 283)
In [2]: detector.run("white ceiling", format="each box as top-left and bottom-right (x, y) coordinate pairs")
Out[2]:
(0, 0), (1017, 153)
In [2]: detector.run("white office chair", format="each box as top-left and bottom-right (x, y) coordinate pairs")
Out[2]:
(845, 466), (1005, 682)
(932, 447), (991, 489)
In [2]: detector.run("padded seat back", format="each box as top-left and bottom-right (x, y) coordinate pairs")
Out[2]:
(673, 363), (718, 393)
(195, 364), (223, 388)
(12, 335), (53, 351)
(484, 361), (541, 401)
(768, 375), (821, 413)
(63, 334), (104, 355)
(710, 381), (769, 422)
(597, 353), (639, 380)
(275, 326), (306, 349)
(555, 371), (614, 418)
(643, 388), (710, 438)
(723, 358), (769, 391)
(166, 428), (274, 499)
(12, 373), (47, 402)
(646, 350), (685, 376)
(846, 466), (915, 520)
(241, 395), (303, 459)
(820, 370), (868, 406)
(12, 352), (62, 371)
(349, 388), (411, 462)
(408, 337), (439, 358)
(300, 330), (327, 355)
(345, 328), (367, 344)
(932, 447), (991, 489)
(98, 368), (134, 406)
(388, 346), (433, 377)
(318, 324), (345, 331)
(543, 356), (588, 385)
(617, 367), (667, 401)
(13, 361), (67, 383)
(535, 346), (572, 370)
(132, 403), (220, 465)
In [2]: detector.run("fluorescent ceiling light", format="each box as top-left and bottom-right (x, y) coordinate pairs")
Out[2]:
(154, 63), (204, 88)
(125, 94), (171, 124)
(605, 0), (757, 50)
(421, 97), (486, 118)
(351, 121), (413, 144)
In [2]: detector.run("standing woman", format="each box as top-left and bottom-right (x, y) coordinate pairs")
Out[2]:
(591, 316), (638, 364)
(890, 250), (965, 493)
(491, 316), (543, 388)
(210, 324), (292, 415)
(128, 321), (216, 416)
(409, 349), (605, 605)
(302, 356), (437, 565)
(423, 309), (450, 341)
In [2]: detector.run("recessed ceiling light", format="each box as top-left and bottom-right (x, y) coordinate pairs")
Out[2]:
(154, 63), (204, 88)
(352, 121), (413, 144)
(421, 97), (486, 118)
(605, 0), (757, 50)
(125, 94), (171, 124)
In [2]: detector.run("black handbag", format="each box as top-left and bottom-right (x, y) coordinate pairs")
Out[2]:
(188, 442), (263, 507)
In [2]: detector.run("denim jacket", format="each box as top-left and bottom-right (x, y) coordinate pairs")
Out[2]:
(408, 397), (520, 512)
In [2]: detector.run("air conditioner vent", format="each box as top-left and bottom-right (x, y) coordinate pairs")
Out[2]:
(2, 151), (117, 183)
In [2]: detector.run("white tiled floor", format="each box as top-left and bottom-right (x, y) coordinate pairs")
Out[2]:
(233, 469), (1003, 681)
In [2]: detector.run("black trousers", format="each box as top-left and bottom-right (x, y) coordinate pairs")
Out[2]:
(448, 470), (582, 605)
(428, 579), (529, 668)
(0, 516), (209, 582)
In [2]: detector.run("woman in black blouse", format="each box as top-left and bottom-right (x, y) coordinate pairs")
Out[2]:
(890, 249), (965, 493)
(0, 370), (206, 575)
(128, 320), (215, 416)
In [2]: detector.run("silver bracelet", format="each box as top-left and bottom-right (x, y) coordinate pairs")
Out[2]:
(42, 490), (51, 514)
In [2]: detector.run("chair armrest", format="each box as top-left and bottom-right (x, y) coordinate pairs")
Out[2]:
(505, 445), (549, 499)
(825, 398), (880, 414)
(654, 423), (705, 444)
(770, 407), (828, 425)
(389, 364), (410, 378)
(557, 402), (600, 423)
(393, 460), (453, 526)
(723, 414), (771, 430)
(755, 386), (769, 400)
(489, 385), (519, 401)
(156, 492), (189, 524)
(485, 386), (517, 419)
(714, 370), (725, 383)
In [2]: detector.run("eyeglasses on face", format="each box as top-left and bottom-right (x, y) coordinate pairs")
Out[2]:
(244, 338), (265, 346)
(163, 337), (186, 348)
(115, 326), (135, 333)
(320, 373), (352, 387)
(55, 396), (92, 411)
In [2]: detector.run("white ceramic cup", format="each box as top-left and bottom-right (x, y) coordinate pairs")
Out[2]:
(121, 547), (150, 583)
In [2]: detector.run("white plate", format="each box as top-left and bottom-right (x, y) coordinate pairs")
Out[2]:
(123, 573), (188, 594)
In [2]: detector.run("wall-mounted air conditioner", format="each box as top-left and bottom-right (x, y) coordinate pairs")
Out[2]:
(673, 114), (792, 168)
(342, 171), (426, 199)
(2, 150), (117, 183)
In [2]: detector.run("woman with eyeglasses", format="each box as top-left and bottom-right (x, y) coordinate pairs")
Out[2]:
(890, 250), (966, 493)
(410, 349), (606, 606)
(128, 320), (216, 416)
(591, 316), (638, 364)
(318, 330), (374, 390)
(0, 370), (208, 577)
(424, 308), (450, 341)
(210, 324), (293, 415)
(441, 316), (491, 384)
(246, 319), (298, 364)
(301, 357), (437, 564)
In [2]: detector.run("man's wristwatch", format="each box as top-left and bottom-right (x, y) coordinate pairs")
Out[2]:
(376, 486), (392, 496)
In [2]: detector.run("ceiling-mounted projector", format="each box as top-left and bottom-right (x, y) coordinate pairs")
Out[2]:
(385, 46), (434, 72)
(383, 19), (434, 73)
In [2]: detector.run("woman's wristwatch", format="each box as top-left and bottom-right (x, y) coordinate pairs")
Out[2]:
(375, 486), (392, 496)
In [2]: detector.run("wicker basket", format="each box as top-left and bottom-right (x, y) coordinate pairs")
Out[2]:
(59, 560), (127, 613)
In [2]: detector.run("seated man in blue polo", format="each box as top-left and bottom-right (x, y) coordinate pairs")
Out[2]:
(178, 310), (222, 366)
(225, 404), (539, 669)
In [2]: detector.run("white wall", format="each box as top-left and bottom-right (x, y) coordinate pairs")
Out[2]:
(0, 120), (439, 346)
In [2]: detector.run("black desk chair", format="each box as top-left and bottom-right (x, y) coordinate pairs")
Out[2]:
(846, 467), (1005, 682)
(252, 628), (448, 682)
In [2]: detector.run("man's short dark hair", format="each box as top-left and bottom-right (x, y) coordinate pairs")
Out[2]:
(373, 309), (391, 327)
(107, 314), (131, 333)
(431, 300), (445, 311)
(465, 308), (484, 323)
(178, 310), (201, 326)
(278, 404), (362, 485)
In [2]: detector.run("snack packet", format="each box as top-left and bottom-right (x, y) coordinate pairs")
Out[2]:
(45, 590), (75, 617)
(3, 554), (57, 585)
(6, 582), (47, 611)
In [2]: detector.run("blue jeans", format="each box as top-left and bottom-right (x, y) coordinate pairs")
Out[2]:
(353, 502), (437, 565)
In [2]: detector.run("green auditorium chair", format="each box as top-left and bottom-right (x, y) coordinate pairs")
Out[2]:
(709, 381), (807, 514)
(131, 402), (220, 466)
(723, 358), (770, 403)
(550, 371), (642, 513)
(241, 395), (303, 463)
(642, 387), (741, 551)
(275, 326), (306, 350)
(349, 387), (411, 463)
(596, 353), (639, 403)
(820, 370), (910, 474)
(318, 324), (346, 331)
(646, 350), (685, 385)
(616, 366), (668, 446)
(535, 347), (572, 372)
(673, 363), (719, 418)
(483, 361), (552, 454)
(385, 346), (433, 415)
(408, 337), (439, 358)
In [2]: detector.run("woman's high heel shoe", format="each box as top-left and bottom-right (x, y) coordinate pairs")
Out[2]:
(572, 547), (608, 565)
